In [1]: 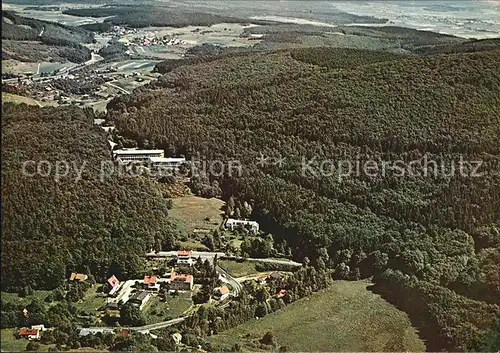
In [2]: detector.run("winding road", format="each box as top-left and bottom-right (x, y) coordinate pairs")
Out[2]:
(216, 264), (243, 296)
(130, 317), (185, 333)
(106, 82), (131, 95)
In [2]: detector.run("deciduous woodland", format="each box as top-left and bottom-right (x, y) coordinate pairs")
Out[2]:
(106, 47), (500, 351)
(1, 104), (176, 290)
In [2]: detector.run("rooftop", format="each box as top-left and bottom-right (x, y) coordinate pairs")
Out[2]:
(144, 275), (158, 285)
(107, 275), (120, 287)
(113, 149), (164, 155)
(226, 218), (259, 225)
(170, 272), (193, 283)
(216, 286), (230, 295)
(267, 272), (281, 280)
(130, 290), (150, 301)
(177, 250), (192, 256)
(79, 328), (115, 336)
(69, 272), (88, 281)
(276, 289), (287, 297)
(149, 157), (186, 163)
(19, 328), (38, 336)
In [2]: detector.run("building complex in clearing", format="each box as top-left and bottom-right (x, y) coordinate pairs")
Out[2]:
(224, 218), (260, 233)
(113, 148), (164, 163)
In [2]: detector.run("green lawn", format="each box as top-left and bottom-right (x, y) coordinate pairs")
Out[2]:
(1, 329), (55, 352)
(1, 92), (46, 107)
(177, 240), (209, 251)
(218, 259), (260, 277)
(144, 293), (193, 323)
(209, 281), (426, 352)
(74, 285), (106, 314)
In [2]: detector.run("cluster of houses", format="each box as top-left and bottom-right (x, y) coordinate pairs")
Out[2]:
(109, 25), (138, 36)
(130, 35), (186, 47)
(99, 251), (199, 312)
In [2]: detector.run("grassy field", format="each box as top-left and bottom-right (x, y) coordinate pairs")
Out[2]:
(209, 281), (426, 352)
(74, 285), (106, 315)
(218, 259), (260, 277)
(144, 293), (193, 323)
(2, 92), (44, 107)
(1, 329), (55, 352)
(169, 195), (225, 233)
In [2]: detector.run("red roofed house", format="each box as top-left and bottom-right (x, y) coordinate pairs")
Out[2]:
(213, 286), (230, 301)
(119, 328), (131, 336)
(144, 275), (159, 290)
(69, 272), (88, 281)
(276, 289), (287, 298)
(18, 328), (40, 340)
(107, 275), (121, 296)
(176, 250), (193, 266)
(170, 272), (193, 290)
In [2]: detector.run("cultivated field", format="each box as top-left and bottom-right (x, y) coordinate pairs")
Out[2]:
(209, 280), (426, 352)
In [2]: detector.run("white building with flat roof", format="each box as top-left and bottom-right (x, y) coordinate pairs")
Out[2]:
(148, 157), (186, 171)
(224, 219), (259, 234)
(113, 148), (164, 163)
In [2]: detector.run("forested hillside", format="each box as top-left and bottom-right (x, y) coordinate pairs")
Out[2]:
(63, 5), (259, 28)
(1, 104), (175, 291)
(107, 47), (500, 350)
(2, 11), (93, 63)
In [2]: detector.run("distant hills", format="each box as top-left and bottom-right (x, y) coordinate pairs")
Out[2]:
(2, 10), (93, 63)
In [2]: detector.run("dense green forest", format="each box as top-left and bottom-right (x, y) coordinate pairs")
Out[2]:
(106, 46), (500, 350)
(2, 11), (92, 63)
(62, 5), (264, 28)
(1, 104), (176, 291)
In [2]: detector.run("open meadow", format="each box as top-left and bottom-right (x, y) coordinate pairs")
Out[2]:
(169, 195), (225, 234)
(209, 280), (426, 352)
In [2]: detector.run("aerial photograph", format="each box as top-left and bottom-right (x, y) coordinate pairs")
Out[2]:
(1, 0), (499, 352)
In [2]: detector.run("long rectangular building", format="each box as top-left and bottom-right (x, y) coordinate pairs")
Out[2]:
(149, 157), (186, 170)
(113, 149), (164, 163)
